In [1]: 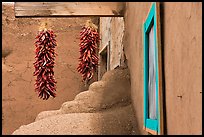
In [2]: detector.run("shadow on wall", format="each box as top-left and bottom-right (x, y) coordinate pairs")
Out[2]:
(98, 67), (141, 135)
(160, 2), (167, 135)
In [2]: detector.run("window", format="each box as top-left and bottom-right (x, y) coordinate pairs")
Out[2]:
(99, 43), (110, 79)
(143, 2), (163, 135)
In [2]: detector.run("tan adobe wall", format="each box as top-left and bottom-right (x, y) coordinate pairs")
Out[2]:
(2, 4), (98, 135)
(123, 2), (202, 135)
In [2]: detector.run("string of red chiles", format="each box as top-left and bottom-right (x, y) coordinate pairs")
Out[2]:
(33, 29), (57, 100)
(77, 25), (100, 83)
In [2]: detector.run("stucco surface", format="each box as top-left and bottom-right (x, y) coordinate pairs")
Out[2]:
(123, 2), (202, 135)
(2, 4), (98, 135)
(12, 68), (137, 135)
(162, 2), (202, 135)
(12, 105), (135, 135)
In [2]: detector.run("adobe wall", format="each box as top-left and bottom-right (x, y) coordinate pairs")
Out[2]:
(161, 2), (202, 134)
(123, 2), (202, 135)
(2, 4), (98, 135)
(98, 17), (125, 79)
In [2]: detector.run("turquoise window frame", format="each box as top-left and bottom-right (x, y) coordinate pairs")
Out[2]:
(143, 2), (161, 135)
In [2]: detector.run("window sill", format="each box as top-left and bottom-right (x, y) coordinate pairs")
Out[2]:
(143, 126), (157, 135)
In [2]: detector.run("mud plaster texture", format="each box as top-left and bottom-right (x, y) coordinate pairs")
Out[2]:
(2, 4), (99, 135)
(123, 2), (202, 135)
(12, 106), (134, 135)
(12, 68), (138, 135)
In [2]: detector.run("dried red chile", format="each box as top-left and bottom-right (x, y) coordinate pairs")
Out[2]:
(77, 25), (100, 83)
(33, 29), (57, 100)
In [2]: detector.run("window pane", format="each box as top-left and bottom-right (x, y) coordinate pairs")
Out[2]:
(148, 25), (157, 120)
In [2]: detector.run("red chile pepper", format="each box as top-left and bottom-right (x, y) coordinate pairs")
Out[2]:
(77, 21), (100, 83)
(33, 29), (57, 100)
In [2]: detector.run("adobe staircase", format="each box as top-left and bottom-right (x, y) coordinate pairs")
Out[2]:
(12, 67), (137, 135)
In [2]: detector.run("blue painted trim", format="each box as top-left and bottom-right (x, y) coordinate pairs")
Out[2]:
(144, 5), (155, 33)
(143, 24), (148, 128)
(146, 119), (158, 131)
(143, 2), (160, 134)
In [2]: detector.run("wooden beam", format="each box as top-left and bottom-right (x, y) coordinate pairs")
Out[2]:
(14, 2), (125, 17)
